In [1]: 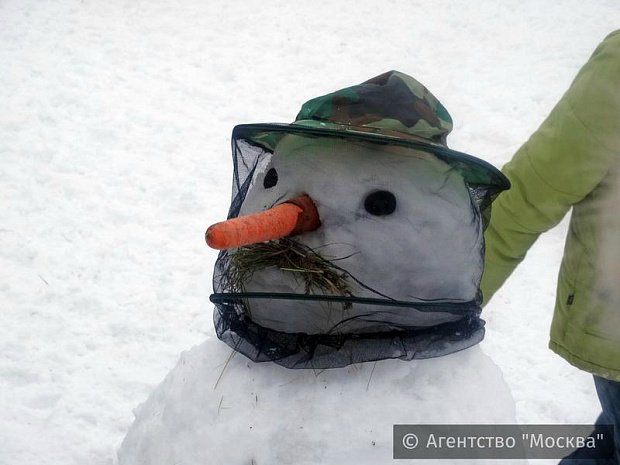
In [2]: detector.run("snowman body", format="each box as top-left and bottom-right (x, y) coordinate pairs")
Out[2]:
(119, 336), (521, 465)
(120, 72), (516, 464)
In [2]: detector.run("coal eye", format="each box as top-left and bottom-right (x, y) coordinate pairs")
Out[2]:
(364, 190), (396, 216)
(263, 168), (278, 189)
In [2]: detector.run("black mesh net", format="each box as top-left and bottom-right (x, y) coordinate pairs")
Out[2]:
(211, 124), (509, 369)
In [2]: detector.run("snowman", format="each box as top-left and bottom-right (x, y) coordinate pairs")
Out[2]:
(119, 72), (521, 465)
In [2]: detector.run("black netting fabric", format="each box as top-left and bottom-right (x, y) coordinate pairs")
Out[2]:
(211, 124), (509, 369)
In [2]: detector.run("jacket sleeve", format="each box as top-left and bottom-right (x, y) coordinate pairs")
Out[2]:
(481, 30), (620, 305)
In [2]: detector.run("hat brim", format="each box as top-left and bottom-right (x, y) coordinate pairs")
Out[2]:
(232, 123), (510, 193)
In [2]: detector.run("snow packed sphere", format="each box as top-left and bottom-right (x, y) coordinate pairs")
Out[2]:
(235, 135), (484, 335)
(118, 337), (521, 465)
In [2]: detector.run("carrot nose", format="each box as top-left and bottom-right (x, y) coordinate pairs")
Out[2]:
(205, 195), (321, 250)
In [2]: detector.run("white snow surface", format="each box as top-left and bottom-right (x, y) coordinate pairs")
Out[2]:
(119, 341), (520, 465)
(1, 1), (619, 464)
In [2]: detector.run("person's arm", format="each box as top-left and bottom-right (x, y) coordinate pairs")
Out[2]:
(481, 30), (620, 305)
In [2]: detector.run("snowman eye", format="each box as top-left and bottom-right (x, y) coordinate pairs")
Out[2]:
(263, 168), (278, 189)
(364, 190), (397, 216)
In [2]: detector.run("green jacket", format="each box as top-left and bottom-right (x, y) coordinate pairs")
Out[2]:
(480, 30), (620, 381)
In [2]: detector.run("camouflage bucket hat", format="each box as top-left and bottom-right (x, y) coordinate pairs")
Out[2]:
(233, 71), (510, 192)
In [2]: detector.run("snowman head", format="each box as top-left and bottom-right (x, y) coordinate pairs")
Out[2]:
(207, 71), (510, 368)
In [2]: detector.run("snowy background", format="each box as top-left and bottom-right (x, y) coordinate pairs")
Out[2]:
(1, 0), (619, 464)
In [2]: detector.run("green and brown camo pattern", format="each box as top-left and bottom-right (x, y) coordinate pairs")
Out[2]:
(295, 71), (454, 145)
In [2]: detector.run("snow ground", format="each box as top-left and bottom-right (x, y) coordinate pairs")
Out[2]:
(1, 0), (619, 464)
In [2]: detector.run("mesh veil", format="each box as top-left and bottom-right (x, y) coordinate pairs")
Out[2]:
(211, 125), (508, 369)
